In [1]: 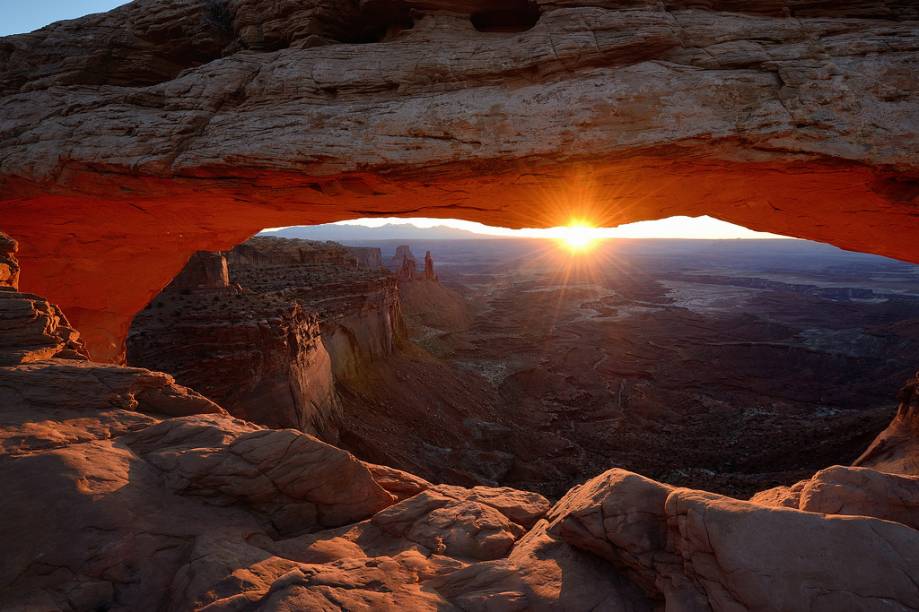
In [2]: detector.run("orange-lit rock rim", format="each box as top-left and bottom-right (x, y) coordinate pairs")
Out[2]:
(1, 0), (917, 360)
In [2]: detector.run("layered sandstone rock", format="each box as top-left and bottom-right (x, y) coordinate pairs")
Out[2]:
(0, 237), (90, 364)
(854, 371), (919, 475)
(128, 289), (340, 436)
(548, 468), (919, 610)
(424, 250), (437, 281)
(397, 248), (473, 332)
(2, 2), (917, 359)
(390, 245), (417, 272)
(346, 246), (384, 269)
(5, 270), (919, 610)
(227, 238), (406, 381)
(128, 238), (404, 435)
(127, 252), (341, 435)
(170, 251), (229, 291)
(752, 465), (919, 530)
(0, 233), (19, 290)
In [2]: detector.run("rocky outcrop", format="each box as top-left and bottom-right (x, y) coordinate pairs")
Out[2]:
(390, 245), (417, 272)
(548, 468), (919, 610)
(424, 250), (437, 281)
(128, 238), (404, 435)
(226, 238), (406, 382)
(170, 251), (229, 291)
(398, 253), (418, 281)
(854, 372), (919, 475)
(5, 264), (919, 609)
(398, 248), (473, 333)
(346, 246), (384, 270)
(227, 237), (358, 268)
(128, 288), (340, 436)
(752, 465), (919, 530)
(0, 233), (19, 290)
(2, 2), (918, 359)
(0, 233), (86, 364)
(0, 270), (89, 364)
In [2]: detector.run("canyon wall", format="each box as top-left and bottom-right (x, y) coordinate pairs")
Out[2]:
(1, 0), (917, 360)
(226, 238), (406, 381)
(4, 251), (919, 609)
(346, 246), (384, 270)
(127, 255), (340, 436)
(128, 238), (406, 434)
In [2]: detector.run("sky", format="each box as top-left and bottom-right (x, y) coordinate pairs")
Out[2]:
(0, 1), (128, 36)
(269, 216), (791, 240)
(2, 5), (789, 241)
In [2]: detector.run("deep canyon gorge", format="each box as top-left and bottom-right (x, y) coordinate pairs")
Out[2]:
(2, 0), (919, 610)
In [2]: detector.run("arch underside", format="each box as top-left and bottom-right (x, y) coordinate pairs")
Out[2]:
(1, 0), (917, 361)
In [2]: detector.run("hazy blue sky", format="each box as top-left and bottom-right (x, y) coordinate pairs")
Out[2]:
(0, 1), (127, 36)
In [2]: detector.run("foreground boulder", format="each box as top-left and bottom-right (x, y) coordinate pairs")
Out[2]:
(753, 464), (919, 530)
(550, 468), (919, 610)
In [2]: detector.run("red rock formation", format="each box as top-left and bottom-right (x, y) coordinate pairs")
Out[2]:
(2, 2), (918, 359)
(390, 245), (417, 272)
(4, 259), (919, 609)
(0, 233), (19, 290)
(128, 238), (407, 436)
(345, 246), (384, 269)
(170, 251), (229, 290)
(424, 250), (437, 281)
(398, 254), (418, 281)
(128, 285), (340, 436)
(853, 372), (919, 475)
(0, 234), (90, 365)
(225, 238), (407, 381)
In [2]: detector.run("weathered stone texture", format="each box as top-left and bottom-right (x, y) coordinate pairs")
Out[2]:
(1, 1), (917, 359)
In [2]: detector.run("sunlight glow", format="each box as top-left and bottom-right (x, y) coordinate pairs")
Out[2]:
(260, 215), (791, 240)
(555, 220), (602, 253)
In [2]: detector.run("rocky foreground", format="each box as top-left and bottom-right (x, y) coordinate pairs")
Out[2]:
(4, 241), (919, 611)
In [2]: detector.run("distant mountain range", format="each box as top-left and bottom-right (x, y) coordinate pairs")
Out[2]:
(261, 223), (492, 242)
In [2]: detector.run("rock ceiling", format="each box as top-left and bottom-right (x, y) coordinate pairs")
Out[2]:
(1, 0), (917, 360)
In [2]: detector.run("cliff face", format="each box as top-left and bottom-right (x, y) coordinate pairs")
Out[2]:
(855, 372), (919, 475)
(227, 238), (406, 382)
(2, 1), (917, 360)
(5, 232), (919, 610)
(346, 246), (384, 270)
(128, 238), (404, 433)
(127, 262), (340, 436)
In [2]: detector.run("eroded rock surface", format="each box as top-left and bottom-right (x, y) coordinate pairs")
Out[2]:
(752, 465), (919, 530)
(5, 245), (919, 609)
(128, 238), (406, 437)
(2, 1), (918, 360)
(0, 233), (19, 290)
(127, 277), (341, 436)
(550, 468), (919, 610)
(854, 371), (919, 475)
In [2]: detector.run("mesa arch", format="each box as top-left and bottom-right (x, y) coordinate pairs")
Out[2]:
(1, 0), (917, 362)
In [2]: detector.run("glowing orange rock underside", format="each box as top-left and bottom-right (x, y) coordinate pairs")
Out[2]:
(3, 155), (916, 362)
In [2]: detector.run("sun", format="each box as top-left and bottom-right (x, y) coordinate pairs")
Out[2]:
(557, 220), (600, 253)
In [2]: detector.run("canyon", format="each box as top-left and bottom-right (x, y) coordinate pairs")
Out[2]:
(143, 235), (919, 499)
(2, 231), (919, 610)
(2, 0), (919, 609)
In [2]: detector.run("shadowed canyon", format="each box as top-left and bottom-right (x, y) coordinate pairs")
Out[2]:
(2, 0), (919, 610)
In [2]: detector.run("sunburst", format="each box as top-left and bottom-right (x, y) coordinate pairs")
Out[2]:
(556, 220), (602, 254)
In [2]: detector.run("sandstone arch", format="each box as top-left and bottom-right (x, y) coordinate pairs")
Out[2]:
(2, 0), (917, 361)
